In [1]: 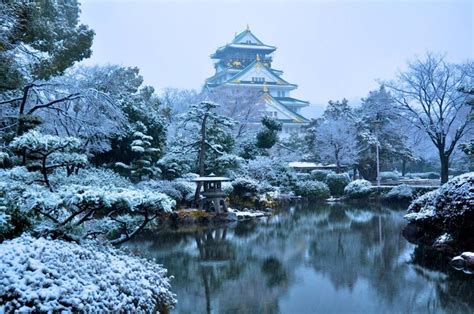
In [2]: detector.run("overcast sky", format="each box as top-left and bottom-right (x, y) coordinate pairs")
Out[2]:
(79, 0), (473, 117)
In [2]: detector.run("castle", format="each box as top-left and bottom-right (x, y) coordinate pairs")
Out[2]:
(205, 26), (310, 134)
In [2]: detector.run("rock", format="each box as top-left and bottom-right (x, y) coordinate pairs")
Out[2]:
(404, 173), (474, 251)
(450, 256), (466, 270)
(460, 252), (474, 267)
(451, 252), (474, 272)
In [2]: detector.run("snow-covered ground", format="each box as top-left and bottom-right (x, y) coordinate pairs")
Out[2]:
(0, 235), (176, 313)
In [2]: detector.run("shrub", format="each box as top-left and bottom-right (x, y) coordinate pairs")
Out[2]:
(405, 172), (440, 179)
(325, 173), (351, 196)
(384, 184), (414, 201)
(344, 179), (372, 198)
(404, 173), (474, 243)
(0, 235), (176, 312)
(157, 153), (193, 180)
(240, 156), (296, 189)
(171, 180), (196, 202)
(50, 167), (131, 188)
(294, 180), (330, 199)
(0, 167), (175, 244)
(310, 170), (333, 182)
(231, 177), (259, 196)
(380, 171), (400, 181)
(222, 182), (234, 196)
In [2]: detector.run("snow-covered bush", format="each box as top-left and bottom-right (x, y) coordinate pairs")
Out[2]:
(0, 151), (10, 168)
(404, 173), (473, 245)
(294, 180), (330, 199)
(240, 156), (295, 189)
(344, 179), (372, 198)
(171, 179), (196, 202)
(404, 190), (439, 222)
(138, 179), (194, 206)
(0, 235), (176, 312)
(231, 177), (259, 196)
(380, 171), (400, 181)
(0, 166), (175, 244)
(222, 182), (234, 196)
(138, 180), (182, 204)
(406, 173), (473, 223)
(0, 167), (43, 239)
(157, 152), (193, 180)
(213, 153), (243, 175)
(115, 131), (161, 182)
(384, 184), (414, 201)
(405, 172), (440, 179)
(325, 173), (351, 196)
(9, 130), (88, 190)
(50, 167), (132, 188)
(26, 185), (175, 244)
(310, 170), (333, 182)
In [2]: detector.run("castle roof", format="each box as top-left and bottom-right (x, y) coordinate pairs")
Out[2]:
(262, 93), (309, 123)
(225, 60), (296, 88)
(211, 28), (276, 59)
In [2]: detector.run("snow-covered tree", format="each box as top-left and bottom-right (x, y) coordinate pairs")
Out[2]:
(385, 54), (473, 183)
(356, 86), (416, 178)
(0, 0), (94, 92)
(240, 117), (282, 159)
(167, 101), (234, 202)
(314, 99), (358, 173)
(206, 85), (264, 140)
(316, 118), (358, 173)
(0, 0), (95, 141)
(9, 130), (87, 191)
(83, 65), (167, 165)
(115, 131), (161, 182)
(459, 85), (474, 156)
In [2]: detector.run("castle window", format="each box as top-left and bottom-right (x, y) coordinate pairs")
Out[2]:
(252, 77), (265, 83)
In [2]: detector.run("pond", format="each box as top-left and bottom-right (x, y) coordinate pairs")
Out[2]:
(126, 203), (474, 314)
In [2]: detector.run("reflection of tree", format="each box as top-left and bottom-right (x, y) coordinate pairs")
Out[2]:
(261, 257), (288, 288)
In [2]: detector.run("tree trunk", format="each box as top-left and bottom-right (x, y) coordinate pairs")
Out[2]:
(440, 153), (450, 184)
(334, 146), (341, 173)
(401, 159), (407, 177)
(41, 155), (53, 192)
(194, 114), (208, 206)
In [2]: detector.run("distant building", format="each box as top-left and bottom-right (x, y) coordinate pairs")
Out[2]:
(205, 26), (310, 134)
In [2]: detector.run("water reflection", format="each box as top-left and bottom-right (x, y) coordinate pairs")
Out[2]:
(126, 203), (473, 314)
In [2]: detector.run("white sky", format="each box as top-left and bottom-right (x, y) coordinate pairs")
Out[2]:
(79, 0), (473, 117)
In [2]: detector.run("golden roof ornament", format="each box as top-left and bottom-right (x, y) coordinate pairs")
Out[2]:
(246, 24), (250, 31)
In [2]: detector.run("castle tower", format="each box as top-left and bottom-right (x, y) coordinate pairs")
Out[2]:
(205, 27), (309, 134)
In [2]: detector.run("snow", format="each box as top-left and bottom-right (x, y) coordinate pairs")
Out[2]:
(131, 145), (145, 153)
(404, 172), (473, 222)
(9, 130), (81, 152)
(344, 179), (372, 197)
(289, 161), (318, 168)
(0, 167), (175, 242)
(0, 235), (176, 312)
(461, 252), (474, 259)
(228, 208), (268, 218)
(385, 184), (414, 200)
